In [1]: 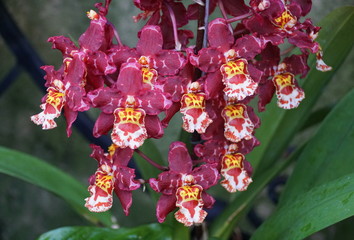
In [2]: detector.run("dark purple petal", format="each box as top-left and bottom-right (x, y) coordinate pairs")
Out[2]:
(79, 15), (108, 52)
(168, 142), (193, 173)
(138, 90), (172, 115)
(204, 71), (224, 100)
(63, 55), (86, 86)
(48, 36), (78, 57)
(160, 75), (188, 102)
(289, 0), (312, 17)
(63, 105), (78, 137)
(283, 53), (310, 78)
(187, 47), (224, 73)
(161, 1), (188, 28)
(243, 14), (278, 35)
(108, 46), (139, 70)
(137, 25), (163, 56)
(149, 171), (182, 194)
(155, 194), (177, 223)
(288, 30), (319, 53)
(114, 189), (133, 216)
(41, 65), (64, 88)
(208, 18), (234, 51)
(234, 34), (270, 59)
(145, 115), (164, 139)
(201, 191), (215, 209)
(87, 87), (122, 113)
(192, 164), (219, 190)
(112, 147), (134, 166)
(161, 102), (181, 128)
(154, 50), (186, 76)
(134, 0), (162, 11)
(66, 86), (90, 112)
(85, 51), (116, 75)
(115, 62), (143, 95)
(93, 112), (114, 138)
(257, 79), (276, 112)
(89, 144), (107, 165)
(114, 166), (141, 191)
(221, 0), (251, 17)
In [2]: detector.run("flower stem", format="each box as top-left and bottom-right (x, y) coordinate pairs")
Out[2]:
(164, 2), (181, 51)
(226, 12), (253, 23)
(218, 0), (233, 33)
(135, 149), (168, 171)
(108, 22), (123, 46)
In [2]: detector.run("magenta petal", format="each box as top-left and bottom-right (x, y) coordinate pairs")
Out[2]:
(221, 0), (251, 17)
(234, 34), (269, 60)
(115, 62), (143, 95)
(208, 18), (234, 50)
(283, 53), (310, 78)
(149, 171), (182, 194)
(48, 36), (78, 56)
(145, 115), (164, 139)
(64, 56), (86, 86)
(188, 47), (224, 73)
(168, 142), (192, 173)
(108, 46), (139, 69)
(79, 15), (107, 52)
(154, 50), (186, 76)
(88, 87), (121, 114)
(112, 147), (134, 166)
(288, 31), (319, 53)
(114, 189), (133, 216)
(63, 106), (78, 137)
(41, 65), (64, 88)
(192, 164), (219, 190)
(114, 166), (141, 191)
(86, 51), (116, 75)
(89, 144), (106, 164)
(139, 90), (172, 115)
(257, 79), (276, 112)
(161, 102), (181, 128)
(93, 112), (114, 138)
(137, 25), (163, 56)
(201, 192), (215, 209)
(156, 194), (177, 223)
(204, 71), (224, 99)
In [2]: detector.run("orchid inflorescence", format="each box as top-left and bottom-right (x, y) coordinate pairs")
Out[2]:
(31, 0), (331, 227)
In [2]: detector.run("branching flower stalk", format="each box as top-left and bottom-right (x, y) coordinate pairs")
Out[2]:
(31, 0), (332, 228)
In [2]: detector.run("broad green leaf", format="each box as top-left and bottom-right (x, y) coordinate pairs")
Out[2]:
(0, 146), (112, 227)
(251, 173), (354, 240)
(279, 88), (354, 205)
(249, 6), (354, 175)
(37, 223), (172, 240)
(210, 147), (301, 239)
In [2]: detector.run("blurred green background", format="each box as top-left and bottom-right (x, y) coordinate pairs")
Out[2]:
(0, 0), (353, 239)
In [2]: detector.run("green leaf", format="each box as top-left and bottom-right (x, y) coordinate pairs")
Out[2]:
(37, 223), (172, 240)
(279, 88), (354, 205)
(251, 84), (354, 240)
(250, 173), (354, 240)
(249, 6), (354, 174)
(209, 147), (302, 239)
(0, 146), (112, 227)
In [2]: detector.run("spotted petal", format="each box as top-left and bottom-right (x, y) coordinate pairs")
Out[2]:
(220, 153), (252, 192)
(180, 92), (212, 133)
(272, 72), (305, 109)
(220, 59), (258, 101)
(222, 104), (254, 142)
(175, 185), (207, 226)
(111, 107), (148, 149)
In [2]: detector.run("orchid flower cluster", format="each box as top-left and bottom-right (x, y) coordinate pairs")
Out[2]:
(31, 0), (331, 227)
